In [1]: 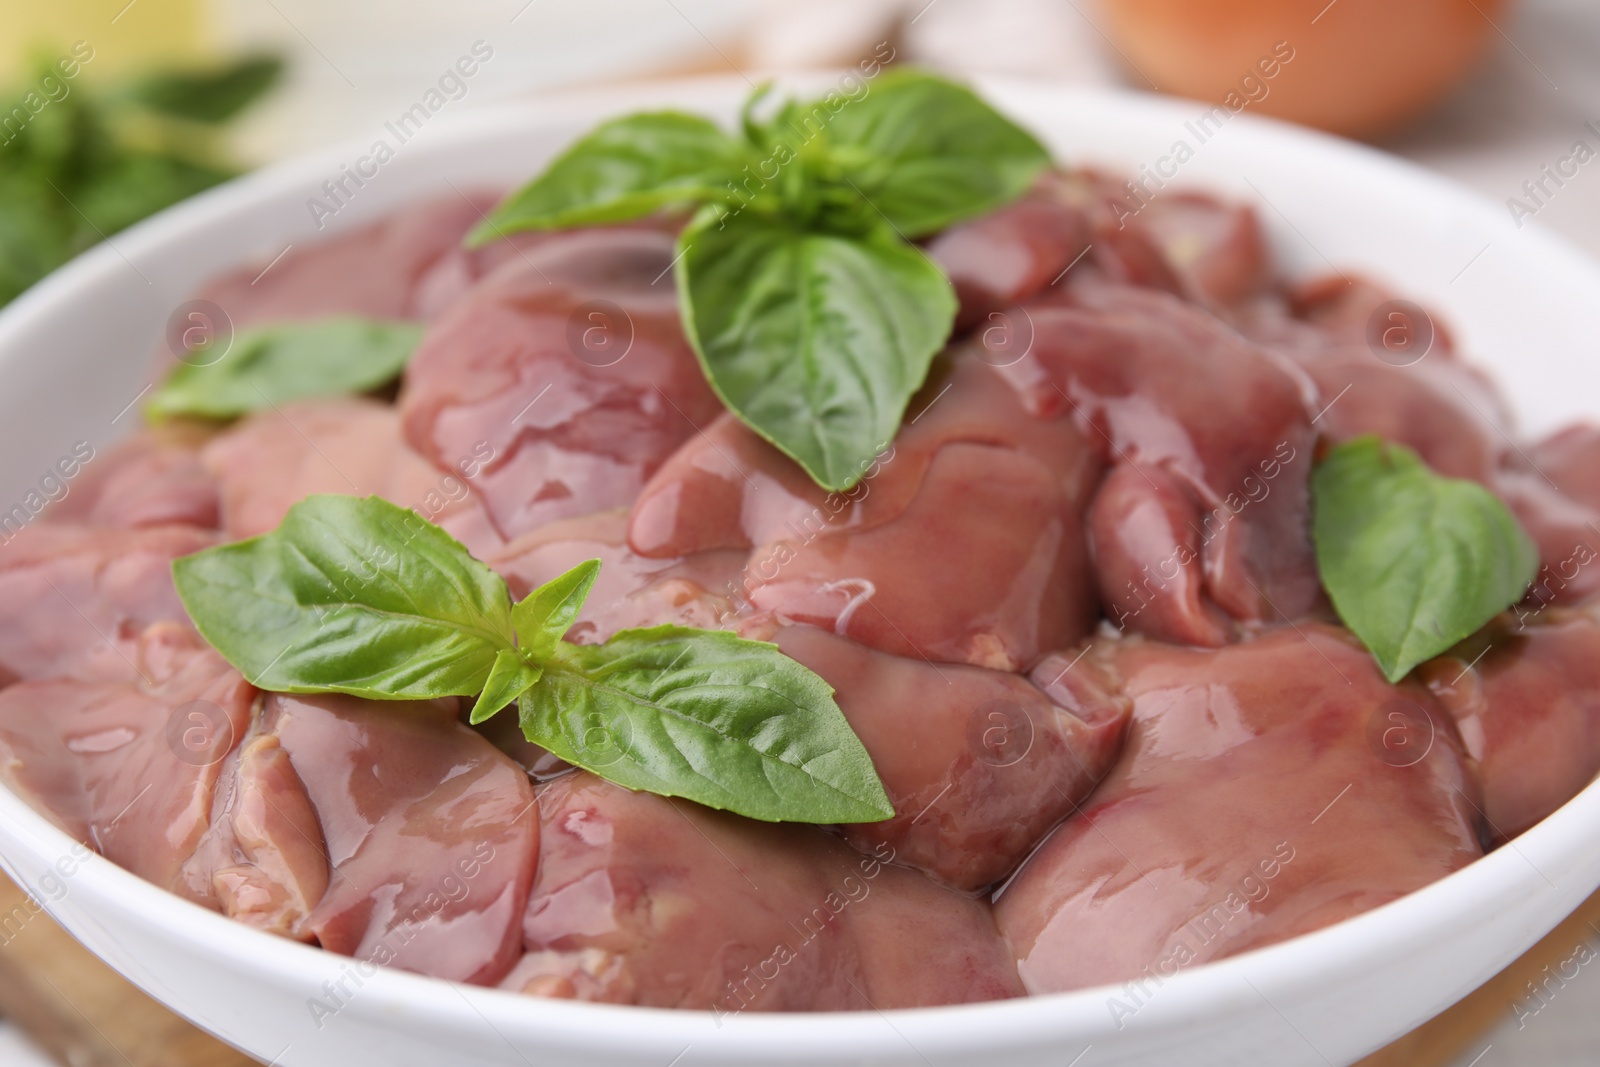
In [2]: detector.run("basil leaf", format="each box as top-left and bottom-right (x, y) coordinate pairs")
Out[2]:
(822, 69), (1050, 238)
(512, 557), (600, 662)
(523, 625), (894, 823)
(124, 55), (284, 124)
(0, 53), (273, 310)
(676, 210), (955, 492)
(1312, 436), (1539, 682)
(147, 317), (423, 420)
(469, 649), (543, 725)
(466, 112), (745, 246)
(74, 153), (234, 238)
(173, 495), (516, 697)
(0, 172), (72, 306)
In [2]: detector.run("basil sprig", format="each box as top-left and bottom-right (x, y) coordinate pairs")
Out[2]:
(467, 69), (1049, 491)
(147, 316), (424, 420)
(1312, 437), (1539, 682)
(173, 495), (893, 824)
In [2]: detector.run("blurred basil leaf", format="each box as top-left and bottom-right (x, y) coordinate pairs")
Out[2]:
(147, 317), (424, 420)
(0, 50), (280, 308)
(123, 54), (283, 124)
(0, 174), (72, 305)
(74, 153), (232, 236)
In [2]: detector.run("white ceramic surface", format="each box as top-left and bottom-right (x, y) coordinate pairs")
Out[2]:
(0, 77), (1597, 1067)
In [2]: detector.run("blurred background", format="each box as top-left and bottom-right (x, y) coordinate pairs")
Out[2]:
(0, 0), (1597, 1064)
(3, 0), (1599, 311)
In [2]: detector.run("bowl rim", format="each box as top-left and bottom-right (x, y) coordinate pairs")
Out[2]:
(1, 73), (1599, 1062)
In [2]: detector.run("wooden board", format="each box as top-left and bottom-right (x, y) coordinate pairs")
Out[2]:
(0, 874), (252, 1067)
(0, 870), (1593, 1066)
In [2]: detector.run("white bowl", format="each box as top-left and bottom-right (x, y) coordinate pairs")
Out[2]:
(1, 76), (1598, 1067)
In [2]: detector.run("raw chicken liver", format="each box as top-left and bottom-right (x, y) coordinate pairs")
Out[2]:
(1131, 192), (1269, 307)
(199, 396), (502, 557)
(745, 441), (1094, 669)
(488, 509), (743, 645)
(777, 625), (1129, 891)
(1509, 424), (1600, 604)
(1004, 282), (1320, 644)
(1423, 607), (1600, 843)
(0, 624), (255, 896)
(629, 349), (1101, 552)
(1248, 276), (1508, 487)
(629, 352), (1104, 669)
(996, 625), (1483, 993)
(183, 728), (330, 938)
(193, 191), (516, 328)
(926, 177), (1091, 331)
(927, 170), (1272, 323)
(46, 424), (219, 531)
(1532, 424), (1600, 510)
(399, 226), (721, 543)
(0, 523), (216, 685)
(500, 771), (1021, 1010)
(262, 692), (540, 985)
